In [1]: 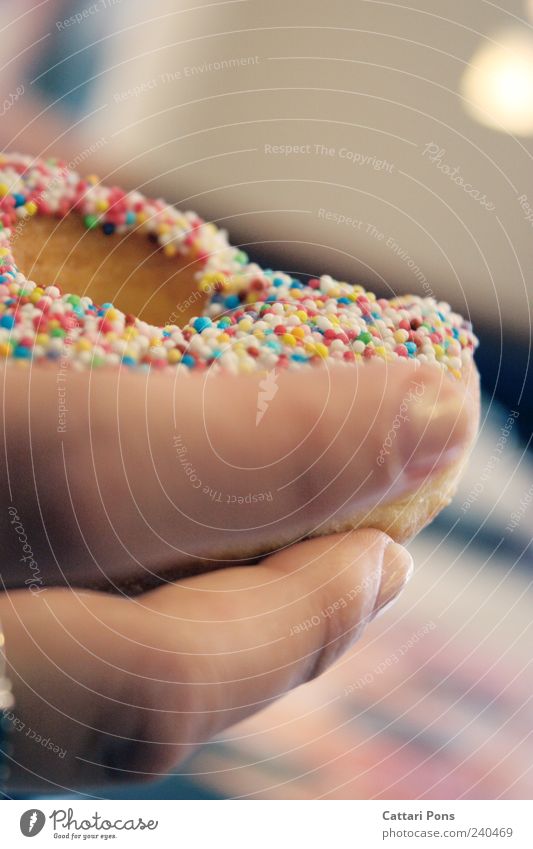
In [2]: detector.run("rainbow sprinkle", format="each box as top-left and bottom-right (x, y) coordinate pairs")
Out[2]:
(0, 153), (477, 376)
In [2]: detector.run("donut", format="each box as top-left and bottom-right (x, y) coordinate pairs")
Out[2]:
(0, 153), (479, 589)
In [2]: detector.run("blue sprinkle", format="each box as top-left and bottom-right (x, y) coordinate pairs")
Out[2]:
(218, 316), (231, 328)
(291, 353), (308, 362)
(181, 354), (195, 367)
(102, 222), (115, 235)
(101, 302), (114, 309)
(13, 193), (25, 208)
(273, 277), (285, 288)
(290, 280), (304, 289)
(405, 342), (417, 356)
(0, 276), (9, 284)
(265, 339), (281, 352)
(0, 314), (15, 329)
(210, 349), (222, 359)
(121, 356), (136, 366)
(224, 295), (240, 309)
(125, 211), (136, 225)
(193, 316), (212, 333)
(337, 297), (351, 305)
(14, 346), (32, 359)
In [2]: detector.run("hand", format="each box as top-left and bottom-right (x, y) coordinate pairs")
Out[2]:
(1, 528), (412, 791)
(0, 360), (476, 790)
(0, 360), (476, 589)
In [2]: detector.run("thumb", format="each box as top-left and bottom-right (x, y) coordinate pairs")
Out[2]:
(111, 529), (413, 779)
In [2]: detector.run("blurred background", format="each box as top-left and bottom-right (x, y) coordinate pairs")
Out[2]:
(3, 0), (532, 800)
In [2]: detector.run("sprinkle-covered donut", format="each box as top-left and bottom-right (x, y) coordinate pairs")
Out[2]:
(0, 153), (477, 375)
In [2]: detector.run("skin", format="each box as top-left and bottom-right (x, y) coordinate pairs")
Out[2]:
(0, 360), (477, 792)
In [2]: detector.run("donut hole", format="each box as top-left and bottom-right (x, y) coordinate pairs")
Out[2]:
(13, 214), (207, 324)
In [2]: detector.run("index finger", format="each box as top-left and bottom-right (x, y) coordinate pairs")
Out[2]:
(0, 358), (478, 591)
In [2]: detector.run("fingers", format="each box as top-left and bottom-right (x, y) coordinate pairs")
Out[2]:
(0, 530), (412, 787)
(1, 359), (474, 588)
(105, 529), (413, 778)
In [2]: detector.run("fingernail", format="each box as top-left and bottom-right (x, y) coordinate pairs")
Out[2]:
(371, 541), (413, 619)
(401, 379), (469, 477)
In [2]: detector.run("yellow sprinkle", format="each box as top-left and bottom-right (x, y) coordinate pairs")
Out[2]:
(434, 344), (444, 358)
(217, 332), (230, 344)
(282, 333), (296, 346)
(106, 308), (120, 321)
(137, 211), (148, 224)
(163, 243), (177, 257)
(0, 248), (10, 258)
(0, 184), (9, 198)
(36, 334), (49, 346)
(150, 337), (162, 347)
(96, 199), (109, 213)
(48, 319), (60, 330)
(449, 367), (462, 379)
(87, 174), (99, 185)
(76, 339), (92, 352)
(296, 310), (308, 322)
(25, 201), (38, 215)
(167, 349), (182, 364)
(123, 327), (137, 340)
(291, 326), (305, 339)
(394, 329), (409, 343)
(238, 319), (252, 333)
(315, 342), (329, 358)
(0, 342), (12, 357)
(304, 341), (316, 354)
(201, 272), (226, 292)
(375, 345), (387, 357)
